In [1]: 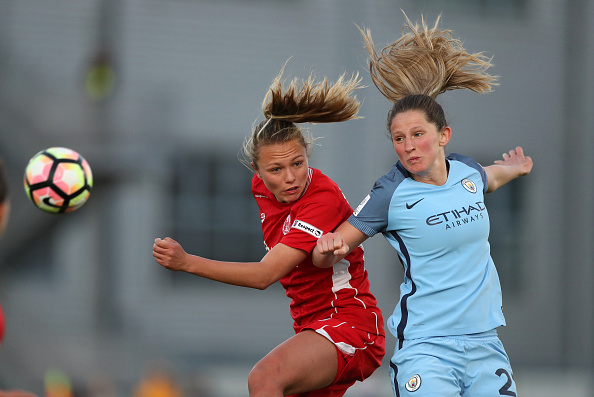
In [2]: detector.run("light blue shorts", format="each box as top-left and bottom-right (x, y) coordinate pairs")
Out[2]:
(389, 330), (517, 396)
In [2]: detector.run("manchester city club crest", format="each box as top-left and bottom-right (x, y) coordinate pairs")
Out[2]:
(405, 374), (421, 392)
(461, 178), (477, 193)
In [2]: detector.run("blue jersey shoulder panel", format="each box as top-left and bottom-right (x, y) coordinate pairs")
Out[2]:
(348, 163), (408, 237)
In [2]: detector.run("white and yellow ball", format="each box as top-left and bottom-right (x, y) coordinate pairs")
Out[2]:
(24, 147), (93, 214)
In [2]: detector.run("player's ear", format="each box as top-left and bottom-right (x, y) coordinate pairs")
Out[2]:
(251, 162), (262, 179)
(439, 127), (451, 147)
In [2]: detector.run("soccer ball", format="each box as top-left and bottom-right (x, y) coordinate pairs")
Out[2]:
(24, 147), (93, 214)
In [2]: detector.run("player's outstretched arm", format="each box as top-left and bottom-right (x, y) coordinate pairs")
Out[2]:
(312, 221), (368, 268)
(153, 237), (306, 290)
(485, 146), (533, 193)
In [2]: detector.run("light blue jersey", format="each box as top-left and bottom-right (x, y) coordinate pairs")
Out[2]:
(349, 153), (506, 343)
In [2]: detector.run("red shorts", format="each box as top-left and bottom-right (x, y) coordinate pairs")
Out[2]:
(288, 318), (386, 397)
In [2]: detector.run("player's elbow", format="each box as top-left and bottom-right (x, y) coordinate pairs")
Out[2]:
(252, 281), (270, 290)
(252, 275), (278, 290)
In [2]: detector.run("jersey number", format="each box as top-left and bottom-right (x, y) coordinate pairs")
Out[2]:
(495, 368), (516, 396)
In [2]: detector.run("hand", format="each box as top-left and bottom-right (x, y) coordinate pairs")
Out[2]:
(316, 232), (350, 257)
(493, 146), (533, 176)
(152, 237), (189, 272)
(0, 390), (38, 397)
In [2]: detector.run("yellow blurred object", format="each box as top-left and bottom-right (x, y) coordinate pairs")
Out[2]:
(133, 362), (184, 397)
(84, 49), (116, 101)
(44, 368), (72, 397)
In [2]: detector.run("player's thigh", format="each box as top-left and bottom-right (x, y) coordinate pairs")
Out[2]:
(252, 329), (339, 395)
(390, 337), (464, 396)
(465, 338), (518, 396)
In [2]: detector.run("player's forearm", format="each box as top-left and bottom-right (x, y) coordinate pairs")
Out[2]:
(184, 255), (277, 290)
(311, 248), (340, 268)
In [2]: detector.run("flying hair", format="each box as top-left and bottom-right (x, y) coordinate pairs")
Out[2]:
(358, 11), (498, 102)
(262, 61), (363, 124)
(241, 61), (363, 169)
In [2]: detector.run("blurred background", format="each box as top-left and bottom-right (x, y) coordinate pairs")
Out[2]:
(0, 0), (593, 396)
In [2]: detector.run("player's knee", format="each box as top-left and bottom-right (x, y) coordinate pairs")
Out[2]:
(248, 360), (283, 396)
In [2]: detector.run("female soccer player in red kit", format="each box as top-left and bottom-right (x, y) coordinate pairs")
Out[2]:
(153, 65), (385, 397)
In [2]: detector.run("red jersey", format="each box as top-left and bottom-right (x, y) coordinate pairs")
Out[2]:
(252, 167), (384, 336)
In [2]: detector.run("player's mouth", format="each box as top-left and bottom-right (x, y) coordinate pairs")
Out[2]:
(281, 185), (302, 200)
(284, 186), (301, 195)
(407, 156), (421, 164)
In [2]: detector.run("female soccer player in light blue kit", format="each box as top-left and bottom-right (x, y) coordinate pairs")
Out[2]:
(313, 14), (533, 396)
